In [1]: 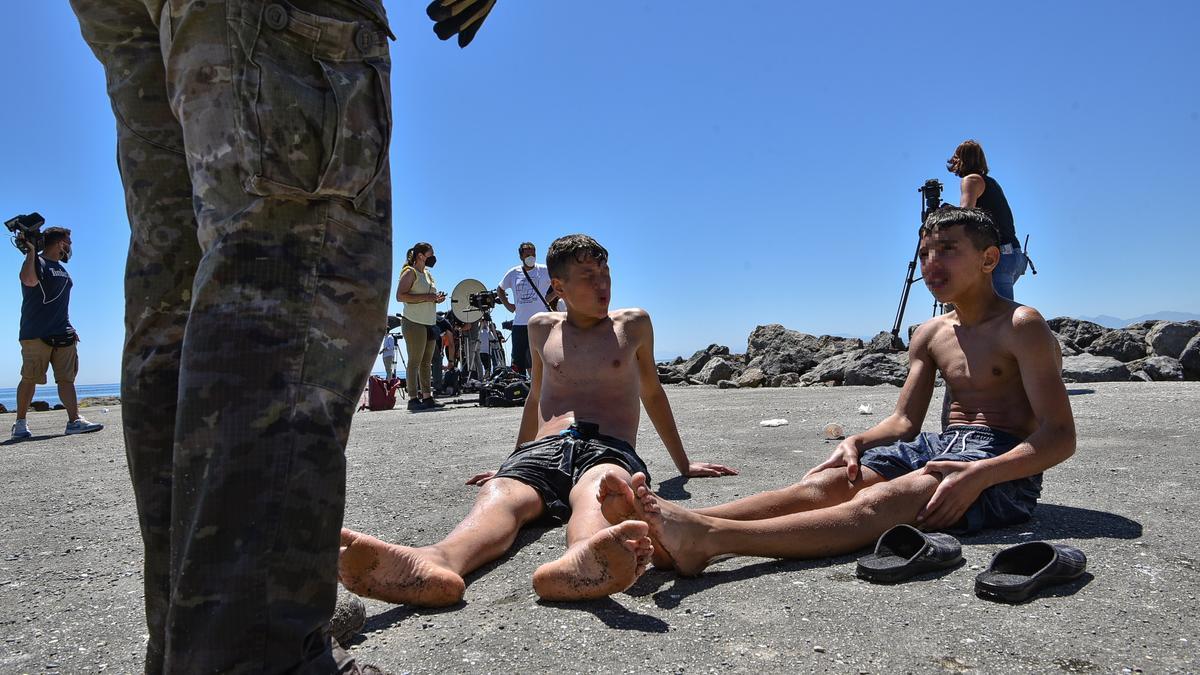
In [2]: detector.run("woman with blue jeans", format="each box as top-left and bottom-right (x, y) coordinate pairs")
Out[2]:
(948, 140), (1026, 300)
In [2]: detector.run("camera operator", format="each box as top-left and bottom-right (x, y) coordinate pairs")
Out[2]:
(947, 140), (1026, 300)
(496, 242), (558, 376)
(11, 227), (103, 439)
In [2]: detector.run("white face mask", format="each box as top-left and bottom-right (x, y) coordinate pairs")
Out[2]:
(523, 255), (536, 268)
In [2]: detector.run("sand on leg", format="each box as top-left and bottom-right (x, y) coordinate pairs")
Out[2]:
(637, 471), (941, 576)
(532, 464), (654, 601)
(340, 477), (544, 606)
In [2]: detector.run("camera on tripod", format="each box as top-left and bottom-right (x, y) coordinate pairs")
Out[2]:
(919, 179), (943, 214)
(468, 289), (499, 312)
(5, 212), (45, 254)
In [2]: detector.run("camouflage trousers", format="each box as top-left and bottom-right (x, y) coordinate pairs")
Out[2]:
(70, 1), (393, 671)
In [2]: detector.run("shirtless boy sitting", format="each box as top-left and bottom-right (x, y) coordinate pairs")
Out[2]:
(599, 206), (1076, 575)
(339, 234), (737, 604)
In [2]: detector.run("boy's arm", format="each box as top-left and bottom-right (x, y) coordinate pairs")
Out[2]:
(469, 317), (546, 486)
(633, 310), (738, 478)
(918, 307), (1076, 528)
(806, 322), (938, 482)
(514, 316), (547, 448)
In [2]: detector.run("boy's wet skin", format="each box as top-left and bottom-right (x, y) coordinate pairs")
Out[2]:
(339, 235), (735, 605)
(600, 214), (1075, 576)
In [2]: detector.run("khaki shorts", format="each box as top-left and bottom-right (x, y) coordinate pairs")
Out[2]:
(20, 339), (79, 384)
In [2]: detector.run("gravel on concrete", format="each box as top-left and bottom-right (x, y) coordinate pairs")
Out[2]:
(2, 383), (1198, 673)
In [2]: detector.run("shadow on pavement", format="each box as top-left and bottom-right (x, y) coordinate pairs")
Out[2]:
(960, 503), (1142, 545)
(642, 553), (859, 609)
(537, 597), (670, 634)
(1, 433), (63, 445)
(655, 476), (692, 501)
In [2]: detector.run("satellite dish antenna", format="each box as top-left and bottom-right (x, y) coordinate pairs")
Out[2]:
(450, 278), (488, 324)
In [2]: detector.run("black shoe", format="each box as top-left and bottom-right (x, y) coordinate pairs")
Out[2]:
(856, 524), (963, 583)
(407, 398), (425, 412)
(974, 541), (1087, 603)
(423, 397), (444, 409)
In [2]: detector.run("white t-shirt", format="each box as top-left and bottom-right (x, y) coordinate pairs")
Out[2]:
(498, 264), (553, 326)
(380, 334), (396, 358)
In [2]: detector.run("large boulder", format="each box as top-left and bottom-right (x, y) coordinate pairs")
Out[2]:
(800, 349), (866, 386)
(681, 344), (725, 376)
(30, 400), (51, 412)
(770, 372), (801, 388)
(735, 367), (766, 388)
(0, 403), (7, 414)
(657, 365), (685, 385)
(1088, 330), (1149, 362)
(843, 353), (908, 387)
(1180, 335), (1200, 380)
(1146, 322), (1200, 359)
(1047, 317), (1109, 349)
(1052, 333), (1081, 357)
(1128, 356), (1184, 382)
(745, 324), (862, 378)
(1061, 354), (1130, 383)
(865, 331), (906, 354)
(697, 357), (735, 385)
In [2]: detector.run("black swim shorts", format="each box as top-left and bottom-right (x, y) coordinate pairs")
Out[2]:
(493, 423), (651, 522)
(858, 425), (1042, 533)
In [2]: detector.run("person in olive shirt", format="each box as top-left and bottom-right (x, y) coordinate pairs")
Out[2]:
(12, 226), (103, 439)
(947, 140), (1027, 301)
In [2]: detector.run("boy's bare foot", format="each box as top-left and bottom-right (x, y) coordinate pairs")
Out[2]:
(338, 528), (466, 607)
(597, 471), (676, 570)
(633, 482), (718, 577)
(532, 521), (653, 601)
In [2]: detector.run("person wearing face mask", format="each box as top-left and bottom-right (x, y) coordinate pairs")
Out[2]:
(947, 140), (1026, 301)
(11, 226), (104, 439)
(397, 242), (447, 411)
(497, 242), (557, 376)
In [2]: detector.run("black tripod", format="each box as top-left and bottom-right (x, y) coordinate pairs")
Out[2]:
(891, 179), (944, 338)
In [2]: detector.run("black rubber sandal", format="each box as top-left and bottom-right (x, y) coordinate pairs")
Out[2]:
(856, 524), (963, 583)
(974, 541), (1087, 603)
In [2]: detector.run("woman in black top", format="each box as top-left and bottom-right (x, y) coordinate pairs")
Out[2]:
(947, 140), (1027, 300)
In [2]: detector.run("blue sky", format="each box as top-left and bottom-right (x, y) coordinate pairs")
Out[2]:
(2, 1), (1198, 385)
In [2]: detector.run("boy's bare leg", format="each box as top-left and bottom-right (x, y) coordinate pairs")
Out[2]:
(532, 464), (654, 601)
(694, 467), (887, 520)
(636, 471), (941, 576)
(340, 477), (544, 607)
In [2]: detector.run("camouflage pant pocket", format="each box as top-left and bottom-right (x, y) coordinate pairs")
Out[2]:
(230, 0), (392, 216)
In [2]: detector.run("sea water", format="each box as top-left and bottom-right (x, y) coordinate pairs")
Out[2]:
(0, 382), (120, 410)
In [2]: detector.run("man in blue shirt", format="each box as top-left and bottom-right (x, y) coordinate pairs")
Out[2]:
(12, 226), (103, 439)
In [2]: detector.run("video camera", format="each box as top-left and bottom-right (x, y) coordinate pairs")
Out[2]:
(919, 179), (943, 214)
(468, 289), (499, 311)
(5, 212), (45, 254)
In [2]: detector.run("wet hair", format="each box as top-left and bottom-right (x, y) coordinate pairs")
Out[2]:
(920, 206), (999, 251)
(948, 139), (989, 177)
(405, 242), (432, 266)
(546, 234), (608, 280)
(40, 227), (72, 252)
(518, 241), (536, 254)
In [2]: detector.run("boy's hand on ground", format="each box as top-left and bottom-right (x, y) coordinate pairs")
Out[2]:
(805, 437), (861, 482)
(684, 462), (739, 478)
(465, 470), (497, 486)
(917, 461), (986, 529)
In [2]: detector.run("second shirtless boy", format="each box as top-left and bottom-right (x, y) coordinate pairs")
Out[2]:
(339, 234), (736, 604)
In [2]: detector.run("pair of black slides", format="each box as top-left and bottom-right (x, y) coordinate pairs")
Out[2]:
(855, 524), (1088, 603)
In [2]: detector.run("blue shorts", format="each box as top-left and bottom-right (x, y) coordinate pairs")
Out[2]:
(858, 425), (1042, 533)
(493, 423), (651, 523)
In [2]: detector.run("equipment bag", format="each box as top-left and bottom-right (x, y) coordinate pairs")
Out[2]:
(362, 375), (403, 411)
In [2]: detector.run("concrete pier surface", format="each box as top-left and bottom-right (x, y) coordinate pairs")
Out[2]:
(2, 382), (1197, 673)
